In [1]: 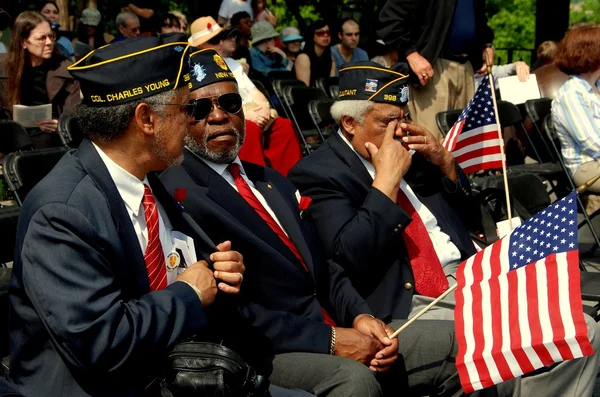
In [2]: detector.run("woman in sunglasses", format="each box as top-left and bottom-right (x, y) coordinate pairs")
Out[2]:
(294, 20), (336, 86)
(1, 11), (80, 149)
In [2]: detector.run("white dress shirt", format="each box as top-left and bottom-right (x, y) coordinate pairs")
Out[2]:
(199, 155), (290, 237)
(93, 143), (178, 285)
(337, 130), (461, 267)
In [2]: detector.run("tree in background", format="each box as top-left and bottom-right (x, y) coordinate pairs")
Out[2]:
(486, 0), (536, 65)
(570, 0), (600, 24)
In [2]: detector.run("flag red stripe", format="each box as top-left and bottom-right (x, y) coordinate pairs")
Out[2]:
(566, 251), (595, 356)
(454, 260), (472, 393)
(469, 250), (493, 388)
(488, 242), (514, 381)
(524, 261), (555, 367)
(507, 269), (535, 374)
(454, 146), (504, 165)
(461, 160), (504, 174)
(454, 131), (502, 150)
(545, 254), (574, 360)
(443, 120), (465, 151)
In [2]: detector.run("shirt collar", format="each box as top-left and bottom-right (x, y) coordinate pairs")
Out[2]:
(92, 142), (148, 217)
(190, 149), (246, 179)
(337, 129), (376, 179)
(571, 74), (600, 93)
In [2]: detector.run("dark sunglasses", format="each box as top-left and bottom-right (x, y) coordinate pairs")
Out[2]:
(314, 30), (331, 37)
(193, 93), (243, 121)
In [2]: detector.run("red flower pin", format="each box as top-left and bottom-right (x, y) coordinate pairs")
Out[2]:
(299, 196), (312, 218)
(174, 188), (187, 205)
(207, 22), (212, 30)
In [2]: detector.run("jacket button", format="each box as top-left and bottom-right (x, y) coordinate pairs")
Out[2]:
(394, 228), (400, 233)
(404, 282), (413, 291)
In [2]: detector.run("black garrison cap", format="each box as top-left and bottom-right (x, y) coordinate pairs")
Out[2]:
(68, 33), (191, 106)
(187, 48), (237, 92)
(338, 61), (411, 105)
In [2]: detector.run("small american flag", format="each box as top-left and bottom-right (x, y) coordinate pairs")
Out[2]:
(442, 75), (505, 174)
(455, 191), (593, 393)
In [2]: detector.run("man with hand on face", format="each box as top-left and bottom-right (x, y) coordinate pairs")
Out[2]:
(160, 49), (478, 397)
(250, 21), (290, 76)
(289, 61), (600, 397)
(8, 35), (245, 397)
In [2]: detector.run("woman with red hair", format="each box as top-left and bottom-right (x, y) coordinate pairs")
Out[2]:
(552, 23), (600, 198)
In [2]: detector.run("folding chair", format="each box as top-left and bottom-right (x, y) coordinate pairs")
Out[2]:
(0, 120), (32, 155)
(57, 114), (84, 148)
(308, 99), (336, 139)
(272, 79), (305, 119)
(3, 146), (70, 206)
(435, 109), (462, 137)
(544, 114), (600, 259)
(329, 84), (339, 98)
(283, 86), (329, 155)
(315, 77), (339, 97)
(523, 98), (556, 163)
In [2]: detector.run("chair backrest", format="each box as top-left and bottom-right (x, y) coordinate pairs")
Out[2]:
(0, 207), (20, 265)
(329, 84), (339, 98)
(315, 77), (339, 96)
(308, 99), (336, 137)
(0, 120), (32, 155)
(284, 86), (329, 131)
(268, 70), (295, 81)
(435, 109), (462, 136)
(272, 79), (305, 99)
(3, 146), (70, 206)
(523, 98), (556, 163)
(497, 100), (522, 127)
(57, 114), (84, 148)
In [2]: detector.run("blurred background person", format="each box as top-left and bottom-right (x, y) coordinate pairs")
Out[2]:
(331, 17), (369, 75)
(371, 38), (398, 68)
(552, 23), (600, 213)
(170, 10), (188, 34)
(280, 26), (302, 66)
(532, 40), (558, 71)
(121, 0), (157, 36)
(1, 11), (80, 148)
(250, 21), (289, 76)
(231, 11), (253, 65)
(112, 11), (141, 43)
(218, 0), (253, 25)
(40, 1), (74, 60)
(73, 8), (106, 58)
(294, 20), (335, 86)
(156, 12), (181, 34)
(0, 10), (10, 55)
(252, 0), (277, 27)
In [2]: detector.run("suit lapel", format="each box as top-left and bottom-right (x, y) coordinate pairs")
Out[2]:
(77, 139), (150, 293)
(249, 168), (316, 275)
(327, 131), (374, 185)
(147, 173), (217, 263)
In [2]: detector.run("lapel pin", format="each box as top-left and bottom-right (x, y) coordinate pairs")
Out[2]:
(166, 251), (180, 271)
(267, 184), (273, 190)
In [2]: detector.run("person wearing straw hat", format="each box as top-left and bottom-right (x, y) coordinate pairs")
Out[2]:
(289, 60), (600, 397)
(250, 21), (290, 76)
(189, 16), (303, 176)
(8, 34), (246, 397)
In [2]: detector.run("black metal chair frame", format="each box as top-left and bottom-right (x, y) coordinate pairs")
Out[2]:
(308, 99), (336, 140)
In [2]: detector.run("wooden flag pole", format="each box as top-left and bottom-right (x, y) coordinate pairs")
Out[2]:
(390, 283), (458, 338)
(577, 174), (600, 193)
(485, 54), (513, 231)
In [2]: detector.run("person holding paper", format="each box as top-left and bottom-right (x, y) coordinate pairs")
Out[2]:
(0, 11), (80, 149)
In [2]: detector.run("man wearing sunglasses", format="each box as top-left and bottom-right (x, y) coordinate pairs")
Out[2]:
(160, 48), (478, 397)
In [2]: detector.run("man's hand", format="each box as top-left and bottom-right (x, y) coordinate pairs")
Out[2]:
(366, 120), (412, 202)
(267, 46), (287, 59)
(407, 51), (434, 86)
(515, 61), (530, 82)
(210, 241), (244, 294)
(353, 315), (399, 372)
(245, 106), (269, 128)
(177, 261), (218, 306)
(400, 121), (457, 182)
(334, 327), (383, 365)
(36, 119), (58, 133)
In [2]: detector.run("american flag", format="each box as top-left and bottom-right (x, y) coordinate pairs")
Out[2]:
(442, 75), (505, 174)
(455, 191), (593, 393)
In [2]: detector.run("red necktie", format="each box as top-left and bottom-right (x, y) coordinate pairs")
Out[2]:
(396, 188), (449, 298)
(228, 163), (336, 326)
(142, 184), (167, 291)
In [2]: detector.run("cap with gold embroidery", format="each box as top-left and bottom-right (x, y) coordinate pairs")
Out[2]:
(188, 48), (236, 92)
(68, 33), (191, 106)
(338, 61), (410, 105)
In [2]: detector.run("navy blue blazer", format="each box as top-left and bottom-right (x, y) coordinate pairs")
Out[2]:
(288, 132), (478, 322)
(160, 151), (372, 355)
(9, 139), (219, 397)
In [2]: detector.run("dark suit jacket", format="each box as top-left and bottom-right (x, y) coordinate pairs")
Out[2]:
(288, 132), (478, 322)
(9, 139), (219, 397)
(160, 151), (372, 355)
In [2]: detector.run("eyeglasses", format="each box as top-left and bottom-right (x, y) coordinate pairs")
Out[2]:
(31, 33), (56, 43)
(158, 102), (198, 117)
(314, 30), (331, 37)
(192, 93), (243, 121)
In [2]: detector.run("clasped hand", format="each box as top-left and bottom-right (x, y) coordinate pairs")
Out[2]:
(334, 314), (398, 373)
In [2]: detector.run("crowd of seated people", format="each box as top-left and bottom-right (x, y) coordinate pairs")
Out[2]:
(1, 4), (600, 397)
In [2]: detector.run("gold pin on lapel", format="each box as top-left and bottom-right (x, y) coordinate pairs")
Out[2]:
(267, 184), (273, 189)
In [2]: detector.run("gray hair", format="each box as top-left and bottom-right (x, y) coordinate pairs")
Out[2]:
(116, 11), (138, 27)
(330, 100), (375, 125)
(74, 90), (178, 141)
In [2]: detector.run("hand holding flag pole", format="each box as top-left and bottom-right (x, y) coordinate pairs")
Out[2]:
(390, 173), (600, 340)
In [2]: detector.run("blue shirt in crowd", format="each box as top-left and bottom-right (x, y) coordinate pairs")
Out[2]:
(331, 45), (369, 76)
(447, 0), (476, 54)
(249, 47), (289, 76)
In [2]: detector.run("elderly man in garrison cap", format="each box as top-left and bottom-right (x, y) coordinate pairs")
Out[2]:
(160, 50), (480, 397)
(289, 61), (600, 396)
(8, 34), (245, 397)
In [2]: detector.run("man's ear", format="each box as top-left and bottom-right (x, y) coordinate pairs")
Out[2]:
(118, 25), (125, 36)
(340, 115), (356, 137)
(134, 102), (155, 137)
